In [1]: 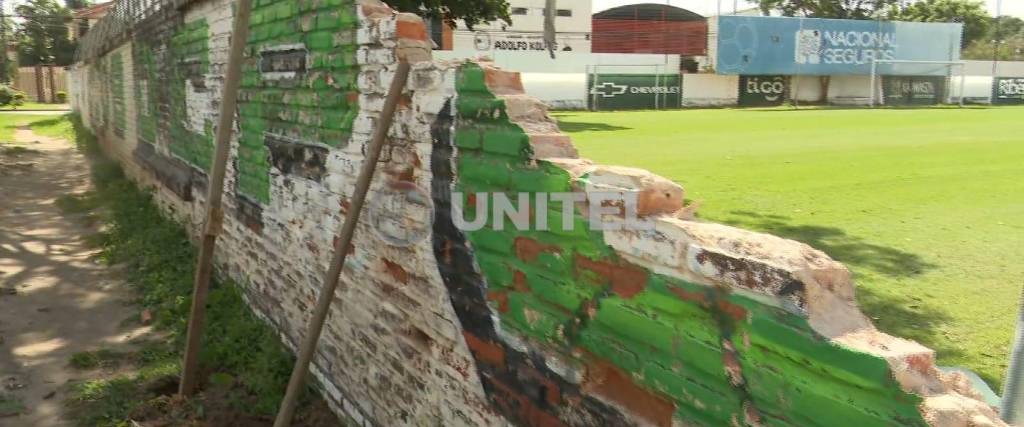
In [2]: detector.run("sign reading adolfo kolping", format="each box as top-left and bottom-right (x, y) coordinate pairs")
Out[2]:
(739, 76), (788, 106)
(993, 77), (1024, 104)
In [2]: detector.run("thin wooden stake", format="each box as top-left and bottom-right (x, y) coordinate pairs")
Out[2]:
(273, 60), (411, 427)
(178, 0), (253, 397)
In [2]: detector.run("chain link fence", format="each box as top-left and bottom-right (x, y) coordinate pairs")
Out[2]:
(75, 0), (189, 63)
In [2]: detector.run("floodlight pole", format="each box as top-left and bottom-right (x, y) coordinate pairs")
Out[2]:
(869, 60), (877, 108)
(178, 0), (252, 397)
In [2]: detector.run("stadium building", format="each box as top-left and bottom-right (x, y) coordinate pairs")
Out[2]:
(431, 1), (1024, 109)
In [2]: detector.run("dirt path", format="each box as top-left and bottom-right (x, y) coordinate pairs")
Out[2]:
(0, 124), (149, 426)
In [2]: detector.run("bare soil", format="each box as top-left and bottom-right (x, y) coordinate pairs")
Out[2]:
(0, 126), (151, 426)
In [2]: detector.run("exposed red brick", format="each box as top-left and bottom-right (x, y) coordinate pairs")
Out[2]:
(670, 287), (709, 305)
(574, 255), (647, 298)
(514, 237), (560, 263)
(463, 332), (506, 367)
(396, 19), (428, 42)
(583, 360), (675, 427)
(716, 299), (748, 321)
(383, 258), (409, 284)
(482, 66), (525, 95)
(487, 290), (510, 313)
(487, 375), (568, 427)
(512, 270), (531, 292)
(360, 3), (394, 19)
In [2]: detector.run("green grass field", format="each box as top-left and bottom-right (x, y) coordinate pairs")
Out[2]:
(556, 106), (1024, 390)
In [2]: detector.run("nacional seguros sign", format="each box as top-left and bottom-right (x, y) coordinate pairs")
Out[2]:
(716, 16), (963, 76)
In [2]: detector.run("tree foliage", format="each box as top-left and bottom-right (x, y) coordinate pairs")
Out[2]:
(757, 0), (899, 19)
(963, 15), (1024, 61)
(387, 0), (512, 29)
(891, 0), (990, 46)
(15, 0), (76, 66)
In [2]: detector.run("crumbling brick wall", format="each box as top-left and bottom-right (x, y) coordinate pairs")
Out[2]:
(69, 1), (1008, 426)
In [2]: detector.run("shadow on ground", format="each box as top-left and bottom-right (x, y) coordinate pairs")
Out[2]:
(721, 210), (936, 279)
(554, 115), (632, 132)
(716, 210), (963, 362)
(24, 116), (65, 129)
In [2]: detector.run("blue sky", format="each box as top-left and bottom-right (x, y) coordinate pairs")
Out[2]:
(592, 0), (1024, 18)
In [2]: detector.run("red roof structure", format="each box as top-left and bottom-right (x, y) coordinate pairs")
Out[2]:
(592, 3), (707, 56)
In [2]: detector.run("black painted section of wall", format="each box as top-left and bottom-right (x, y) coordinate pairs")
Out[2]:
(233, 193), (264, 234)
(133, 141), (194, 201)
(265, 134), (328, 182)
(429, 99), (633, 427)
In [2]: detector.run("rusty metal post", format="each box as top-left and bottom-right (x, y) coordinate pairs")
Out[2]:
(272, 60), (410, 427)
(178, 0), (252, 397)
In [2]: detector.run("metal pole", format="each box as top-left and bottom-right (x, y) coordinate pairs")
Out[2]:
(272, 60), (410, 427)
(178, 0), (252, 397)
(992, 0), (1002, 78)
(869, 60), (877, 108)
(957, 65), (965, 108)
(1002, 285), (1024, 424)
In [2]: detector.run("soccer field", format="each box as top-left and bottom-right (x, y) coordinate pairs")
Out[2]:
(556, 106), (1024, 390)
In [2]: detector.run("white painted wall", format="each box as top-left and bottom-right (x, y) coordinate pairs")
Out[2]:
(963, 60), (1024, 77)
(681, 73), (738, 106)
(432, 50), (679, 74)
(449, 0), (592, 53)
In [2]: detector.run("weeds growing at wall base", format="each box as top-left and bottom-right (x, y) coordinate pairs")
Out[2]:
(57, 114), (336, 427)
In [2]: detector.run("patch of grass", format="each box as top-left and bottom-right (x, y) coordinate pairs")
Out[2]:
(60, 114), (331, 426)
(67, 356), (180, 426)
(557, 106), (1024, 390)
(0, 113), (60, 143)
(28, 114), (73, 139)
(56, 193), (102, 214)
(0, 101), (69, 111)
(70, 349), (132, 370)
(0, 392), (27, 417)
(0, 145), (40, 156)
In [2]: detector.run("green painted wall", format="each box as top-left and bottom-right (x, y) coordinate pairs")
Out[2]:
(454, 62), (930, 427)
(110, 52), (126, 136)
(167, 19), (215, 171)
(236, 0), (360, 203)
(133, 45), (158, 145)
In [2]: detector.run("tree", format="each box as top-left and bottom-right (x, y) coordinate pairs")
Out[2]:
(387, 0), (512, 29)
(14, 0), (75, 66)
(963, 15), (1024, 61)
(891, 0), (990, 46)
(757, 0), (899, 19)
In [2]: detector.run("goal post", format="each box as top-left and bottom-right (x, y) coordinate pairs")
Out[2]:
(870, 59), (967, 108)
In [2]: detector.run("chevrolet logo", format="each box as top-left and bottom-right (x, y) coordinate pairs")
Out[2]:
(590, 82), (628, 98)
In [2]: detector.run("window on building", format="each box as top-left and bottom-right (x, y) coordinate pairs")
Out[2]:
(511, 7), (528, 15)
(556, 9), (572, 17)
